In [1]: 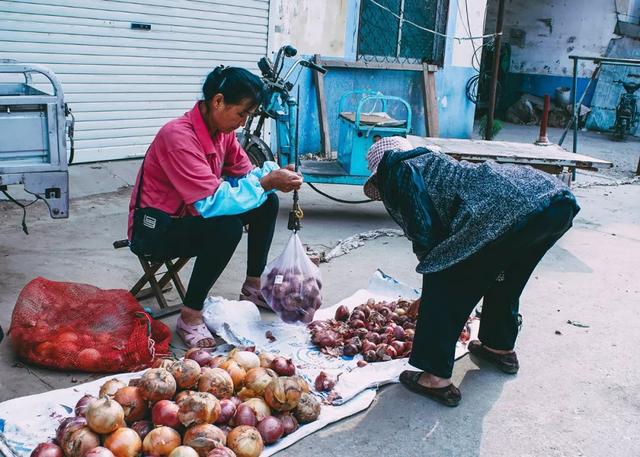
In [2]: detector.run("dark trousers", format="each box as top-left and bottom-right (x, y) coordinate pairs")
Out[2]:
(158, 193), (279, 310)
(409, 199), (577, 378)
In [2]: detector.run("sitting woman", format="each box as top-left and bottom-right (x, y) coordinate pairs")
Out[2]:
(128, 66), (302, 348)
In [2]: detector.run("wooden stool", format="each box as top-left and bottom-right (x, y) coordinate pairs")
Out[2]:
(113, 239), (189, 319)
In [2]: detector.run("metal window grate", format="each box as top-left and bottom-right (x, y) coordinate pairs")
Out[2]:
(357, 0), (448, 66)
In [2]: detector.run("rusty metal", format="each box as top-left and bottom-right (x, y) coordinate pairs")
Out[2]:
(535, 95), (552, 145)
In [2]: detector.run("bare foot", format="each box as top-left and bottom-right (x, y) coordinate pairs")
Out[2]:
(242, 276), (261, 290)
(417, 372), (452, 389)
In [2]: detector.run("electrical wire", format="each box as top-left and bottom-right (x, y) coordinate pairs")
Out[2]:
(367, 0), (501, 41)
(0, 189), (48, 235)
(306, 182), (373, 204)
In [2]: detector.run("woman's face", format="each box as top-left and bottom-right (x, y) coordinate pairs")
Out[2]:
(206, 94), (257, 133)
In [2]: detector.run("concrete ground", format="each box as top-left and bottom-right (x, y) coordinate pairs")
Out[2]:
(0, 123), (639, 456)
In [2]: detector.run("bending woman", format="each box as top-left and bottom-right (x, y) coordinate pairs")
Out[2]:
(128, 66), (302, 348)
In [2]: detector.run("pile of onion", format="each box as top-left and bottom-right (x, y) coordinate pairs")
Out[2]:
(139, 368), (177, 402)
(226, 426), (263, 457)
(85, 397), (125, 434)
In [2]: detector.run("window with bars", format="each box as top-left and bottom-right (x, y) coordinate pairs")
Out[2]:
(357, 0), (449, 66)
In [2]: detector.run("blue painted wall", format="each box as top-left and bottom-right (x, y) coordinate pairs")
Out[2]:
(290, 60), (478, 155)
(502, 73), (595, 108)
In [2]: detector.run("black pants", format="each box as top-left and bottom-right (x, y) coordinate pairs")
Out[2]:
(155, 193), (279, 311)
(409, 199), (577, 378)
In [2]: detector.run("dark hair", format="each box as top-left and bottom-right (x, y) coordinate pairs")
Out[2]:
(202, 66), (265, 107)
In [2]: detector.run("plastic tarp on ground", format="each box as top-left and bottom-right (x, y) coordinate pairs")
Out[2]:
(203, 270), (478, 405)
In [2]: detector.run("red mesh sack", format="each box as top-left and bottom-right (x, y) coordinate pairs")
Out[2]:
(8, 277), (172, 373)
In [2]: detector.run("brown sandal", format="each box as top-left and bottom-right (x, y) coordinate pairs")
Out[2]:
(399, 370), (461, 407)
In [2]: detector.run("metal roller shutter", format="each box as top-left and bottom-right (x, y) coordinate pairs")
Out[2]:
(0, 0), (270, 162)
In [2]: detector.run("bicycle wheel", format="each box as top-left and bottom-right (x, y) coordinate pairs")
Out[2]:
(237, 132), (275, 167)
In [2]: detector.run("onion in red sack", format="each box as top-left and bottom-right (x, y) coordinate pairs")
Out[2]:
(177, 392), (220, 427)
(30, 443), (63, 457)
(139, 368), (177, 402)
(114, 387), (148, 424)
(226, 426), (263, 457)
(256, 416), (284, 444)
(182, 424), (226, 457)
(104, 427), (142, 457)
(152, 400), (181, 428)
(142, 426), (181, 457)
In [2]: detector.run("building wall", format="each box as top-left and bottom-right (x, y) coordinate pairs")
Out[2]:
(484, 0), (619, 107)
(271, 0), (488, 154)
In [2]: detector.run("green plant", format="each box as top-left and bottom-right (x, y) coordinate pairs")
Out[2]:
(478, 115), (503, 139)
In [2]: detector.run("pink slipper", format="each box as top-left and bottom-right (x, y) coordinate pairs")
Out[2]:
(176, 316), (216, 348)
(240, 285), (272, 311)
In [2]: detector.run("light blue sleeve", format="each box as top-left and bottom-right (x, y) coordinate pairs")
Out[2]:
(193, 161), (279, 218)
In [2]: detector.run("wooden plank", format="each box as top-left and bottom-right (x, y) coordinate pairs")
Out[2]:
(422, 63), (439, 137)
(317, 58), (424, 72)
(407, 136), (613, 170)
(313, 54), (331, 157)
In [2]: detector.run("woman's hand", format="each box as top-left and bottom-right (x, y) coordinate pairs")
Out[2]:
(260, 164), (303, 192)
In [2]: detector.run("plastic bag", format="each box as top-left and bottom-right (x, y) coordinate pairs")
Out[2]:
(261, 233), (323, 323)
(9, 277), (172, 373)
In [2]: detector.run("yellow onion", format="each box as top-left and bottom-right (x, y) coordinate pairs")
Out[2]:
(182, 424), (226, 457)
(177, 392), (221, 427)
(258, 352), (276, 368)
(290, 375), (310, 393)
(152, 358), (175, 369)
(61, 427), (100, 457)
(139, 368), (177, 402)
(240, 398), (271, 422)
(263, 377), (302, 412)
(142, 426), (181, 457)
(86, 396), (125, 434)
(293, 392), (321, 423)
(230, 351), (260, 371)
(198, 368), (234, 399)
(103, 427), (142, 457)
(206, 447), (236, 457)
(219, 360), (246, 392)
(243, 368), (278, 397)
(99, 379), (127, 398)
(226, 426), (263, 457)
(113, 386), (148, 424)
(235, 387), (257, 402)
(168, 359), (201, 390)
(175, 390), (197, 403)
(168, 446), (199, 457)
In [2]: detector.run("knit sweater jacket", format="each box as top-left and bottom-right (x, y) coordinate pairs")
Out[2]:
(376, 148), (579, 274)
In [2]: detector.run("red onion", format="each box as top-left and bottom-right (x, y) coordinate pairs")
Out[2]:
(393, 326), (406, 340)
(349, 310), (365, 322)
(363, 350), (377, 362)
(216, 399), (237, 425)
(30, 443), (63, 457)
(343, 344), (359, 356)
(405, 328), (415, 340)
(151, 400), (180, 428)
(229, 396), (243, 408)
(270, 357), (296, 376)
(185, 348), (214, 367)
(241, 398), (271, 422)
(74, 394), (96, 417)
(390, 340), (406, 356)
(256, 416), (284, 444)
(385, 345), (398, 358)
(233, 404), (257, 426)
(350, 319), (365, 329)
(314, 371), (335, 392)
(61, 427), (100, 457)
(357, 360), (368, 368)
(56, 417), (86, 445)
(83, 447), (115, 457)
(334, 305), (349, 322)
(361, 340), (376, 353)
(130, 420), (154, 441)
(277, 412), (299, 436)
(365, 332), (381, 344)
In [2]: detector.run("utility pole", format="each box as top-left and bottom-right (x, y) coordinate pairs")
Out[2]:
(484, 0), (505, 140)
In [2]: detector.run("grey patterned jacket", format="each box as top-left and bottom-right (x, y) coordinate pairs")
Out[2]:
(375, 148), (579, 274)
